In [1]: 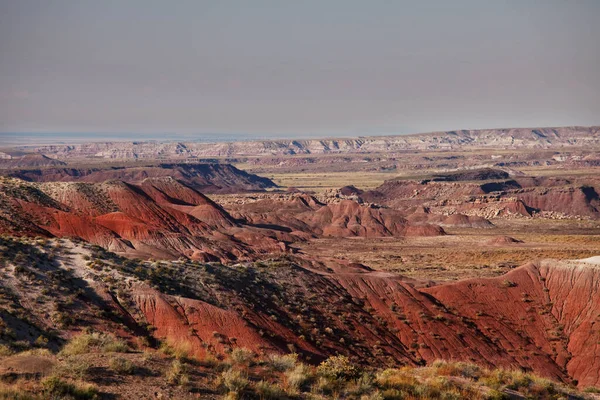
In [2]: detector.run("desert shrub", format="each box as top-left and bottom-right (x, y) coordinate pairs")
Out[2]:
(41, 376), (98, 399)
(350, 372), (375, 396)
(165, 360), (190, 387)
(230, 347), (254, 366)
(266, 352), (298, 372)
(285, 363), (312, 393)
(254, 380), (286, 399)
(33, 335), (49, 347)
(108, 357), (135, 374)
(376, 368), (420, 392)
(221, 368), (249, 394)
(430, 359), (482, 379)
(55, 357), (91, 379)
(0, 345), (14, 357)
(60, 332), (129, 356)
(0, 383), (40, 400)
(361, 391), (384, 400)
(317, 355), (360, 380)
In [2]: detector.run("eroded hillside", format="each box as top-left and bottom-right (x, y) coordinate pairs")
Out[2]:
(1, 237), (599, 391)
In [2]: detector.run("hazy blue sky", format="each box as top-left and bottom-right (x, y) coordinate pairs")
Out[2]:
(1, 0), (599, 139)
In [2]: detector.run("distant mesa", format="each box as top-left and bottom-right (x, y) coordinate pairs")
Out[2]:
(430, 168), (510, 182)
(10, 126), (600, 159)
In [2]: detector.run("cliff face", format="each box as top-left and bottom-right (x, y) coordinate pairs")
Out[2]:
(20, 126), (600, 159)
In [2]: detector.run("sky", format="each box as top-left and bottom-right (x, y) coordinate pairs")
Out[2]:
(0, 0), (599, 140)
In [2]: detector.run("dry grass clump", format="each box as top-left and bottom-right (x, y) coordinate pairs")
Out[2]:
(0, 345), (14, 357)
(158, 341), (191, 360)
(165, 359), (190, 387)
(229, 347), (254, 367)
(266, 352), (298, 372)
(478, 368), (563, 398)
(285, 363), (313, 393)
(60, 332), (129, 356)
(255, 380), (287, 399)
(220, 368), (249, 396)
(54, 356), (91, 380)
(41, 376), (99, 399)
(108, 356), (135, 375)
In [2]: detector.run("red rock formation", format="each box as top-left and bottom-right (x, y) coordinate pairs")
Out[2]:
(0, 177), (286, 261)
(230, 196), (445, 238)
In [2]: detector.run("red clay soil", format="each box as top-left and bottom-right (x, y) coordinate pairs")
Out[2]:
(515, 186), (600, 218)
(423, 260), (600, 388)
(0, 153), (66, 168)
(126, 258), (600, 387)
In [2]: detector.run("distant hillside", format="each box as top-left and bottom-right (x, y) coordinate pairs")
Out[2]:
(0, 153), (66, 168)
(21, 126), (600, 159)
(2, 163), (277, 193)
